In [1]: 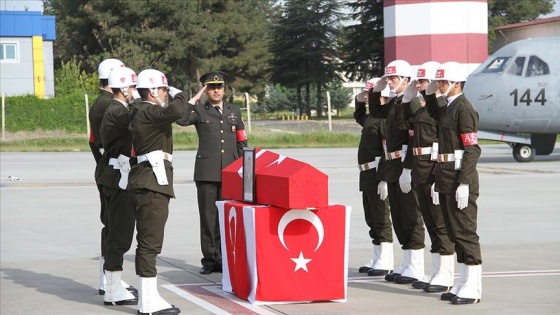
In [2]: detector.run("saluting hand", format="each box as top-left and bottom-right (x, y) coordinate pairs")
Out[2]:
(189, 85), (207, 104)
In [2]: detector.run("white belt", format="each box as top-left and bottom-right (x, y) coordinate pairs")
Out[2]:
(109, 155), (131, 189)
(358, 157), (380, 171)
(413, 147), (432, 156)
(137, 151), (173, 163)
(386, 150), (403, 160)
(437, 154), (456, 162)
(136, 150), (172, 185)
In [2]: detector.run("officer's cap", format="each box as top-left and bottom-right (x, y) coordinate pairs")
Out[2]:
(199, 71), (227, 86)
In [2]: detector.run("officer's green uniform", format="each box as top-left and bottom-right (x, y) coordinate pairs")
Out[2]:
(89, 89), (113, 257)
(98, 98), (136, 272)
(435, 93), (482, 265)
(128, 92), (191, 277)
(176, 71), (247, 272)
(382, 94), (425, 252)
(354, 96), (392, 247)
(396, 93), (454, 256)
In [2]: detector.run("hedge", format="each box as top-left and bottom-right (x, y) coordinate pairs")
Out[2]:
(1, 92), (90, 133)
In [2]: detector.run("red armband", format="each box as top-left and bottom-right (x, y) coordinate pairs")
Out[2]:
(408, 129), (414, 138)
(236, 129), (247, 142)
(89, 130), (95, 143)
(461, 132), (478, 146)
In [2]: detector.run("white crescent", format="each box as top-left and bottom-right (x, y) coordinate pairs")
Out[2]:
(228, 206), (237, 246)
(277, 209), (324, 252)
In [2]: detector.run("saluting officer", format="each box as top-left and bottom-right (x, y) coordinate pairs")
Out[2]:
(354, 79), (394, 276)
(433, 61), (482, 305)
(176, 71), (248, 275)
(395, 61), (456, 292)
(128, 69), (205, 315)
(88, 58), (134, 295)
(372, 60), (426, 283)
(98, 67), (139, 306)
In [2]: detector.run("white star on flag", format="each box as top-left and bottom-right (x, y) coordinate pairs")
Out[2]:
(291, 251), (312, 272)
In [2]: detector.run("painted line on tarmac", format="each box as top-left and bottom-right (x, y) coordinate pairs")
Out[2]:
(164, 283), (277, 315)
(348, 269), (560, 282)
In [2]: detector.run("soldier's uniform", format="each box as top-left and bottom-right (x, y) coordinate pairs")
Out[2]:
(176, 71), (248, 274)
(89, 89), (113, 263)
(383, 94), (426, 282)
(98, 98), (136, 273)
(395, 88), (455, 291)
(128, 93), (191, 277)
(354, 93), (392, 274)
(435, 92), (482, 304)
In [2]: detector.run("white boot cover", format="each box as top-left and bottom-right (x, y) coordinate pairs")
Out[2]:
(449, 263), (467, 295)
(138, 276), (173, 314)
(99, 256), (106, 293)
(456, 265), (482, 300)
(372, 242), (394, 271)
(104, 271), (136, 304)
(400, 249), (424, 279)
(430, 254), (454, 287)
(392, 249), (410, 275)
(363, 246), (379, 269)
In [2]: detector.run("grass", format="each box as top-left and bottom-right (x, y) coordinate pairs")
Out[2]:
(0, 129), (361, 152)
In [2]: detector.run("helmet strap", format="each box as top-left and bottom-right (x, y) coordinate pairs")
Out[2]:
(443, 81), (455, 97)
(151, 88), (166, 107)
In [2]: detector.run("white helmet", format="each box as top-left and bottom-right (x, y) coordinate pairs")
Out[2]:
(136, 69), (169, 89)
(416, 61), (441, 81)
(384, 59), (413, 78)
(98, 58), (125, 79)
(108, 67), (137, 88)
(435, 61), (468, 82)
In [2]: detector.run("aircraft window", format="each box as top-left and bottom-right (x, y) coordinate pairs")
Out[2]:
(507, 57), (525, 76)
(482, 57), (511, 73)
(526, 56), (550, 77)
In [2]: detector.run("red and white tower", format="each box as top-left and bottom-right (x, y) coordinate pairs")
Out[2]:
(383, 0), (488, 74)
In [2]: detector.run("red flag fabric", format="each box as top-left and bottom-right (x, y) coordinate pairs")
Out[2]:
(218, 201), (350, 304)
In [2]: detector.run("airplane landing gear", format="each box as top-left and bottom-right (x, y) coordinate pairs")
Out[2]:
(512, 143), (535, 162)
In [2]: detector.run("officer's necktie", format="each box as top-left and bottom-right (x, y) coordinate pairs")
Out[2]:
(214, 106), (222, 115)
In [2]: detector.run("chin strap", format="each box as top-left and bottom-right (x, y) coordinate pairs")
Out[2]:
(151, 88), (166, 107)
(442, 81), (456, 97)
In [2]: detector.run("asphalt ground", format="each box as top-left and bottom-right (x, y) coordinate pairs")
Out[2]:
(1, 144), (559, 315)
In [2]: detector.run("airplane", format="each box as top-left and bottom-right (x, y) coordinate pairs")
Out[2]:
(463, 36), (560, 162)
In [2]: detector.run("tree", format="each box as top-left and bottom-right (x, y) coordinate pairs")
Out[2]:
(44, 0), (275, 95)
(269, 0), (344, 117)
(488, 0), (555, 50)
(339, 0), (385, 81)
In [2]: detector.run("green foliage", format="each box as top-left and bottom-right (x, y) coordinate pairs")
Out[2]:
(2, 93), (88, 133)
(55, 58), (98, 96)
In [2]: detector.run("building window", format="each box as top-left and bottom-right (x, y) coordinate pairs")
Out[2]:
(0, 43), (18, 62)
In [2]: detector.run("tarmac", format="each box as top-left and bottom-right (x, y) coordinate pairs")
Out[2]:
(1, 144), (559, 315)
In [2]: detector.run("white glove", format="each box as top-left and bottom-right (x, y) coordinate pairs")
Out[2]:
(426, 81), (439, 95)
(168, 86), (182, 98)
(431, 183), (440, 205)
(372, 77), (388, 92)
(402, 80), (418, 103)
(131, 89), (141, 100)
(377, 181), (388, 201)
(399, 168), (412, 194)
(455, 183), (469, 210)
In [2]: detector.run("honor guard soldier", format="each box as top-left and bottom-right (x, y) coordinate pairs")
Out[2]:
(396, 61), (456, 292)
(354, 79), (394, 275)
(128, 69), (205, 315)
(176, 71), (248, 275)
(98, 67), (139, 306)
(370, 60), (426, 283)
(88, 58), (135, 295)
(433, 61), (482, 305)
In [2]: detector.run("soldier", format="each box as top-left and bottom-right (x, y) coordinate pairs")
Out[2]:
(371, 60), (426, 283)
(433, 62), (482, 305)
(354, 79), (394, 276)
(87, 58), (135, 295)
(396, 61), (455, 292)
(176, 71), (248, 275)
(128, 69), (206, 315)
(98, 67), (139, 306)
